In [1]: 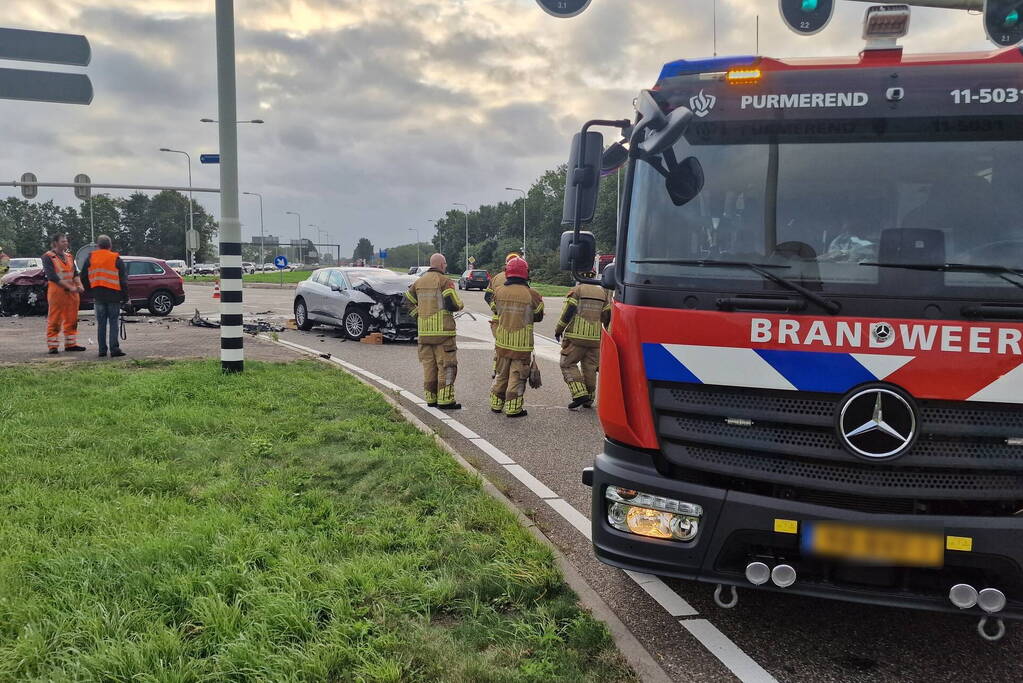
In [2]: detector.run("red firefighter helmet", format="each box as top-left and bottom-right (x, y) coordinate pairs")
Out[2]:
(505, 257), (528, 280)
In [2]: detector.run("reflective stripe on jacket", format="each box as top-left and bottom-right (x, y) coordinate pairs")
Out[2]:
(556, 283), (611, 345)
(406, 269), (463, 343)
(44, 250), (75, 285)
(87, 249), (122, 291)
(493, 281), (544, 359)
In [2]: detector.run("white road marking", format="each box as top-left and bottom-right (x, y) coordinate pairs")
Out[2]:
(546, 498), (591, 539)
(682, 620), (779, 683)
(503, 464), (558, 500)
(470, 438), (516, 465)
(266, 334), (776, 683)
(444, 419), (480, 440)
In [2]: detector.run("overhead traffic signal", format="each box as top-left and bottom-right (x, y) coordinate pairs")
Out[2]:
(984, 0), (1023, 46)
(778, 0), (835, 35)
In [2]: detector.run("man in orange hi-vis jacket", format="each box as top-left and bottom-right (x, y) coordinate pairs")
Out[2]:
(41, 233), (85, 354)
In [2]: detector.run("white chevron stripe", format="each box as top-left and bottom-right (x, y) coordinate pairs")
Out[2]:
(967, 362), (1023, 404)
(664, 344), (797, 390)
(849, 353), (914, 380)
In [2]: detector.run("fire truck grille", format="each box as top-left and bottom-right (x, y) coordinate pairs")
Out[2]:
(651, 383), (1023, 514)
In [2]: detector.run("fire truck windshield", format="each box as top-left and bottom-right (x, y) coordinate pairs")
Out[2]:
(624, 132), (1023, 299)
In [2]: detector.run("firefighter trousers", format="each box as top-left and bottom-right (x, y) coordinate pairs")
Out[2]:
(490, 356), (530, 415)
(418, 337), (458, 405)
(46, 284), (80, 351)
(560, 339), (599, 400)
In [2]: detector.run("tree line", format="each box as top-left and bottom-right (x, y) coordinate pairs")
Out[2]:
(369, 163), (623, 283)
(0, 191), (218, 262)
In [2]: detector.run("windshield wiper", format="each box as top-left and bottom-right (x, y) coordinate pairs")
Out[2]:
(861, 262), (1023, 292)
(632, 258), (840, 314)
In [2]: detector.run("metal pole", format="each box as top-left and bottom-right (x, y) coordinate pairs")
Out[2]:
(186, 152), (194, 268)
(215, 0), (243, 373)
(286, 211), (302, 264)
(89, 196), (95, 243)
(505, 187), (526, 257)
(244, 192), (264, 269)
(408, 227), (419, 266)
(454, 202), (469, 271)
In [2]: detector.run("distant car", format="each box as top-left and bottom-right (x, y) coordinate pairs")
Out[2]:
(193, 263), (219, 276)
(409, 265), (430, 277)
(242, 262), (256, 274)
(165, 259), (187, 276)
(294, 267), (417, 341)
(458, 269), (490, 290)
(5, 257), (43, 276)
(261, 262), (277, 272)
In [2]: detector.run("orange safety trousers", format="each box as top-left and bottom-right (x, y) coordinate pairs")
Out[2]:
(46, 282), (80, 350)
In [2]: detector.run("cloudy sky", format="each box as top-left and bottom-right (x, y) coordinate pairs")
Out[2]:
(0, 0), (997, 253)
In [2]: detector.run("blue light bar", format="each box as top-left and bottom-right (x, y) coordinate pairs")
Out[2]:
(657, 55), (758, 82)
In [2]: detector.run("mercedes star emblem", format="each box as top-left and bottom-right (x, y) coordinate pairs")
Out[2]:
(837, 386), (917, 460)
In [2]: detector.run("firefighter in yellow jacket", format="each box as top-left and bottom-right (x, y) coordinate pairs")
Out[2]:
(405, 253), (464, 409)
(483, 251), (521, 314)
(490, 257), (544, 418)
(555, 273), (612, 410)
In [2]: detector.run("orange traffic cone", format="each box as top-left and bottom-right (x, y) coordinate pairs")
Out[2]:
(213, 279), (221, 299)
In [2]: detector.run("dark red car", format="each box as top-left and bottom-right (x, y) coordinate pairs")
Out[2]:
(0, 256), (185, 317)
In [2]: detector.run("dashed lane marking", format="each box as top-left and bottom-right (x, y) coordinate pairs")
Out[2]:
(269, 334), (778, 683)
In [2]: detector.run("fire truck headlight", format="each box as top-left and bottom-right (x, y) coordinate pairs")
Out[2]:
(606, 487), (703, 541)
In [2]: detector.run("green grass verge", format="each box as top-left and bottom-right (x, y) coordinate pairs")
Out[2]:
(0, 360), (633, 682)
(187, 271), (312, 284)
(531, 283), (571, 297)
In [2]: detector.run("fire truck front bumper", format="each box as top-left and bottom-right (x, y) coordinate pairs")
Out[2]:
(586, 439), (1023, 620)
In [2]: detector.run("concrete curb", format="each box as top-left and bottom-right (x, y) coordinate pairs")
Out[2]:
(252, 333), (674, 683)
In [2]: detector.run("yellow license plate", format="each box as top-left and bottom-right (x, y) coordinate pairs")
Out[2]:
(802, 521), (944, 567)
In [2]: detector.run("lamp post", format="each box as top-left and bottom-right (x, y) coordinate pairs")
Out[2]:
(242, 191), (264, 268)
(308, 223), (321, 263)
(426, 219), (441, 255)
(453, 202), (469, 271)
(159, 148), (194, 266)
(285, 210), (302, 264)
(408, 227), (420, 266)
(505, 187), (527, 257)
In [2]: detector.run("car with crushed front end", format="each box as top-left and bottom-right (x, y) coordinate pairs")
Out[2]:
(293, 267), (418, 341)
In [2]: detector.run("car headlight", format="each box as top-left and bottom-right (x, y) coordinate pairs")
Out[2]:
(605, 486), (702, 542)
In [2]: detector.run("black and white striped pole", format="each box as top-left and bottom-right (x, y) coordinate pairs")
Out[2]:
(215, 0), (244, 372)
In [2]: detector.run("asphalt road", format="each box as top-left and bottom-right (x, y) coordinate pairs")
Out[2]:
(187, 282), (1023, 682)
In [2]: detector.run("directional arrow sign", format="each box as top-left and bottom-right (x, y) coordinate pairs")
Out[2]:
(0, 67), (92, 105)
(200, 154), (220, 164)
(0, 28), (91, 66)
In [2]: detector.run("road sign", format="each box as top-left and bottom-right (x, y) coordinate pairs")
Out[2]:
(274, 255), (289, 270)
(200, 154), (220, 164)
(74, 174), (91, 200)
(0, 67), (93, 105)
(378, 249), (388, 259)
(186, 230), (200, 251)
(0, 28), (91, 66)
(535, 0), (592, 17)
(20, 172), (37, 199)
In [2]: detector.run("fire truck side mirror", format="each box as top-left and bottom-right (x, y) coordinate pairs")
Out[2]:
(559, 231), (596, 272)
(634, 106), (693, 159)
(984, 0), (1023, 46)
(600, 261), (617, 290)
(665, 156), (705, 207)
(562, 131), (604, 225)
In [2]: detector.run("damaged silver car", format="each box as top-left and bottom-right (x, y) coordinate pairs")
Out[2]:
(293, 267), (418, 341)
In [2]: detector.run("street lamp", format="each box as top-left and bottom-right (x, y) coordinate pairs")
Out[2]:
(505, 187), (527, 257)
(453, 202), (469, 271)
(425, 219), (441, 255)
(308, 223), (321, 263)
(200, 118), (265, 124)
(285, 210), (302, 263)
(159, 148), (194, 267)
(408, 227), (420, 266)
(242, 191), (264, 268)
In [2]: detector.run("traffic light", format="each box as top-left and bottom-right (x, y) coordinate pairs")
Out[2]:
(984, 0), (1023, 46)
(778, 0), (835, 35)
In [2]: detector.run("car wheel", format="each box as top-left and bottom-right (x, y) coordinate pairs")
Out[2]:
(342, 307), (369, 340)
(294, 297), (314, 331)
(148, 289), (175, 316)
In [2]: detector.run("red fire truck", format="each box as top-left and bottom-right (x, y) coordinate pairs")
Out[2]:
(561, 5), (1023, 640)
